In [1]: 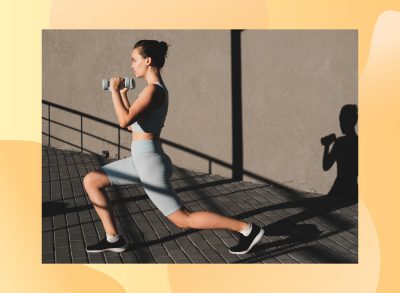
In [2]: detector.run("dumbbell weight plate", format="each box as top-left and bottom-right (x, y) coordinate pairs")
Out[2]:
(124, 77), (130, 89)
(101, 79), (109, 90)
(124, 77), (135, 89)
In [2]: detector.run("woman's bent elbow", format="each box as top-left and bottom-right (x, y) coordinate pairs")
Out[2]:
(119, 121), (127, 128)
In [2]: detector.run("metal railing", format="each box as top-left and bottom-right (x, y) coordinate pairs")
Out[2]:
(42, 100), (232, 174)
(42, 100), (304, 193)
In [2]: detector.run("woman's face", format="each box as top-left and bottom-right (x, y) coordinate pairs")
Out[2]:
(131, 48), (149, 78)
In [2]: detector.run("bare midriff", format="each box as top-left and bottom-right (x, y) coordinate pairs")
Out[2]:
(132, 131), (160, 141)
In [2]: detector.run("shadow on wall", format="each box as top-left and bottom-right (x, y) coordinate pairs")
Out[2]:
(321, 104), (358, 203)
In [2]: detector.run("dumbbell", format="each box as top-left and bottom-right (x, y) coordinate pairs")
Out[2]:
(102, 77), (135, 91)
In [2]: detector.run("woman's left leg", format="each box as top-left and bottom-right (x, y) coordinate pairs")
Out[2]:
(167, 207), (248, 232)
(167, 207), (264, 255)
(134, 151), (264, 254)
(134, 151), (248, 232)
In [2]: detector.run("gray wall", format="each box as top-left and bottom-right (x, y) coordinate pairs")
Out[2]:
(42, 30), (357, 194)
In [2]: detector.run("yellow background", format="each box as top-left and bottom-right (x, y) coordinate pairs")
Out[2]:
(1, 0), (400, 292)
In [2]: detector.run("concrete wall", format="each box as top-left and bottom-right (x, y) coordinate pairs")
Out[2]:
(42, 30), (357, 194)
(241, 30), (358, 193)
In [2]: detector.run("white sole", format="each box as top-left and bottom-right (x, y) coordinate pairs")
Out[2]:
(86, 244), (129, 253)
(229, 228), (265, 255)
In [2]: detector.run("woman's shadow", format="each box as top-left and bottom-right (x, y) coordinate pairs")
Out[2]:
(250, 105), (359, 259)
(321, 104), (358, 204)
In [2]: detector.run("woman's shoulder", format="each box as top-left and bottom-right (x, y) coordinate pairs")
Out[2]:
(141, 83), (166, 108)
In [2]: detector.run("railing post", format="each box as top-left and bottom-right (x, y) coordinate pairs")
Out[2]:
(48, 105), (51, 147)
(209, 159), (212, 174)
(118, 128), (121, 159)
(81, 115), (83, 153)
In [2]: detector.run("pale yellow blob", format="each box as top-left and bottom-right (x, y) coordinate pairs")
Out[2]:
(88, 265), (173, 293)
(0, 141), (125, 292)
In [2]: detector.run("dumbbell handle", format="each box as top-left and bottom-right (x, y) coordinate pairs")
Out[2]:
(102, 77), (135, 91)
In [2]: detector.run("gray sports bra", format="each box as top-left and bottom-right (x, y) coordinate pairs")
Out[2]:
(131, 82), (168, 135)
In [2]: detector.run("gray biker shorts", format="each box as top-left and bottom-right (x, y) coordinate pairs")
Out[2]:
(100, 140), (183, 216)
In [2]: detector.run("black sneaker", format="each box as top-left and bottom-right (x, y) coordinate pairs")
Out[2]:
(229, 224), (264, 254)
(86, 236), (128, 253)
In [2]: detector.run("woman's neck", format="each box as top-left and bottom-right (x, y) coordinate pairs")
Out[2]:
(145, 67), (163, 85)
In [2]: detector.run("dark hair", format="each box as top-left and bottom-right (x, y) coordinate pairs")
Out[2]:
(133, 40), (169, 68)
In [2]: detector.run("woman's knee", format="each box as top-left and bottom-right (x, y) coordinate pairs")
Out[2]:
(167, 209), (192, 229)
(83, 169), (110, 190)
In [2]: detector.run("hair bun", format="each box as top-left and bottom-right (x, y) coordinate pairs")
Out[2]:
(159, 41), (169, 58)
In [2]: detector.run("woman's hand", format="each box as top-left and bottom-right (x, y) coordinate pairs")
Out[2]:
(110, 76), (123, 92)
(120, 87), (129, 95)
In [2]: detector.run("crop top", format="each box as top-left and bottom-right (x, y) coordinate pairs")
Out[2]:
(131, 82), (168, 135)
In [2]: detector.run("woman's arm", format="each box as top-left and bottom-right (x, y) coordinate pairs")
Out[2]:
(120, 92), (132, 131)
(119, 88), (132, 131)
(110, 87), (129, 128)
(110, 77), (158, 128)
(120, 91), (130, 109)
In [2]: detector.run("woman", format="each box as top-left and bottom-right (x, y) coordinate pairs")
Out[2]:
(83, 40), (264, 256)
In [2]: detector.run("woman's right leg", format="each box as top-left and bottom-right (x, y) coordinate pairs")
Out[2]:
(83, 156), (142, 253)
(83, 169), (119, 236)
(83, 156), (142, 236)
